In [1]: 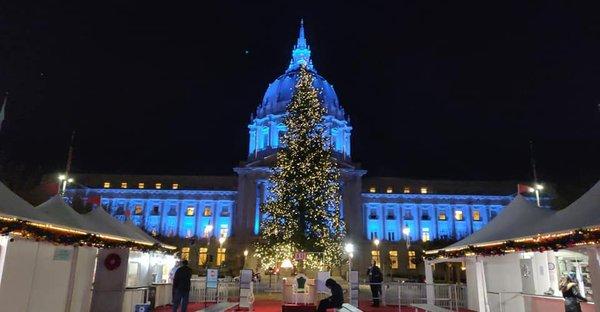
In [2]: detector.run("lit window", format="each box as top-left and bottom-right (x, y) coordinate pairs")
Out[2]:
(220, 207), (230, 216)
(172, 183), (179, 190)
(186, 206), (195, 216)
(220, 225), (229, 238)
(472, 210), (481, 221)
(134, 205), (143, 215)
(420, 187), (428, 194)
(408, 250), (416, 269)
(121, 182), (128, 188)
(386, 187), (393, 194)
(181, 247), (190, 261)
(138, 183), (145, 189)
(389, 251), (399, 269)
(455, 210), (464, 221)
(217, 248), (226, 266)
(369, 186), (376, 193)
(155, 183), (161, 189)
(203, 206), (212, 217)
(103, 182), (111, 188)
(198, 247), (208, 266)
(371, 250), (380, 267)
(422, 228), (430, 242)
(438, 211), (447, 220)
(403, 187), (410, 194)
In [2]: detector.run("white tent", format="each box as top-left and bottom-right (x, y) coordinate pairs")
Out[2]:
(0, 181), (42, 221)
(123, 219), (161, 245)
(81, 206), (154, 244)
(446, 195), (555, 250)
(36, 195), (98, 232)
(541, 180), (600, 233)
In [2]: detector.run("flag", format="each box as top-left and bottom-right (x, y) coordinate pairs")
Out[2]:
(517, 184), (533, 194)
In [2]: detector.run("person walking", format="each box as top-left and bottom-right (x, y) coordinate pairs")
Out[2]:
(172, 260), (192, 312)
(560, 273), (587, 312)
(317, 278), (344, 312)
(367, 261), (383, 307)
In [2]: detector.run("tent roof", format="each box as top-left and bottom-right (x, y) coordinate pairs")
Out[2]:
(123, 219), (161, 245)
(447, 195), (554, 250)
(81, 206), (154, 244)
(540, 181), (600, 233)
(35, 195), (98, 232)
(0, 181), (42, 221)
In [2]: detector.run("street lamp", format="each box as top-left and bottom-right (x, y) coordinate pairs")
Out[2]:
(344, 242), (355, 278)
(243, 249), (249, 269)
(218, 236), (226, 269)
(403, 227), (411, 249)
(529, 184), (544, 207)
(57, 174), (74, 195)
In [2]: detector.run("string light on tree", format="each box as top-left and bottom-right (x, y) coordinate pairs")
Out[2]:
(254, 65), (346, 270)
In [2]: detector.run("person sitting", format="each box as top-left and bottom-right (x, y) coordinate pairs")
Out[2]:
(317, 278), (343, 312)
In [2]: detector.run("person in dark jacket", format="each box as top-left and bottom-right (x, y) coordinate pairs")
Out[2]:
(172, 260), (192, 312)
(560, 274), (587, 312)
(367, 261), (383, 307)
(317, 279), (344, 312)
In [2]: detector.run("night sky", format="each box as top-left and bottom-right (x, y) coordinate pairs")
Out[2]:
(1, 2), (598, 189)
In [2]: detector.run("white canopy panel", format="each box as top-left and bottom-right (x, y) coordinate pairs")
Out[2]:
(541, 180), (600, 233)
(0, 181), (42, 221)
(447, 195), (554, 250)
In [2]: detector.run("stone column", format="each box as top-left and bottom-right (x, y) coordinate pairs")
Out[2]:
(425, 261), (435, 305)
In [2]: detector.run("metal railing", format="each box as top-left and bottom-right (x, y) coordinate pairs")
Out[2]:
(359, 282), (466, 310)
(189, 279), (240, 303)
(487, 291), (595, 312)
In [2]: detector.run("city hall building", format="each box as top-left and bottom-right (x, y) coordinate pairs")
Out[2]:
(64, 23), (535, 277)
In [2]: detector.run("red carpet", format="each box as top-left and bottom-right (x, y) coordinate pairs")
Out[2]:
(154, 300), (475, 311)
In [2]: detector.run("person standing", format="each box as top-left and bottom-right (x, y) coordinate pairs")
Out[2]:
(560, 273), (587, 312)
(172, 260), (192, 312)
(367, 261), (383, 307)
(317, 279), (344, 312)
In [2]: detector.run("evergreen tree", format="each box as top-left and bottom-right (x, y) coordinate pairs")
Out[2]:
(255, 66), (345, 269)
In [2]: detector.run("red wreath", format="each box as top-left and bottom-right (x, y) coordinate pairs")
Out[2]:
(104, 253), (121, 271)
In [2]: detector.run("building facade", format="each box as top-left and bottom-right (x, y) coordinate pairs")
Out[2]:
(64, 22), (541, 277)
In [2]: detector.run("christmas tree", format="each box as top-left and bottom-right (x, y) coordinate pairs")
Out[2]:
(255, 66), (345, 270)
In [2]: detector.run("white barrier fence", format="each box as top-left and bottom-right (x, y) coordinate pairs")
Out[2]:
(359, 282), (466, 309)
(487, 291), (595, 312)
(189, 279), (240, 303)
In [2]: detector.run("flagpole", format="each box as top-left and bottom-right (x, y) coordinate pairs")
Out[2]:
(529, 140), (541, 207)
(59, 130), (76, 195)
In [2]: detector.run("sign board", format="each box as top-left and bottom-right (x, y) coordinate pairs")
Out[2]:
(348, 270), (359, 306)
(134, 304), (151, 312)
(53, 248), (72, 261)
(206, 269), (219, 289)
(316, 271), (331, 293)
(294, 252), (307, 261)
(240, 269), (253, 289)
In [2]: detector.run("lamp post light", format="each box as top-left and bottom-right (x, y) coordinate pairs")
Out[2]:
(403, 227), (411, 249)
(344, 242), (355, 278)
(218, 236), (226, 269)
(57, 174), (74, 195)
(243, 249), (249, 269)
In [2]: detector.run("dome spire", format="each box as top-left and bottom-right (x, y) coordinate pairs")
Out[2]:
(287, 19), (315, 73)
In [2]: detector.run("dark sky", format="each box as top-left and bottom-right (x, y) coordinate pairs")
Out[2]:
(1, 1), (598, 187)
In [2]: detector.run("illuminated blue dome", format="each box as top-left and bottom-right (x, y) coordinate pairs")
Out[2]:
(257, 69), (346, 120)
(248, 20), (352, 161)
